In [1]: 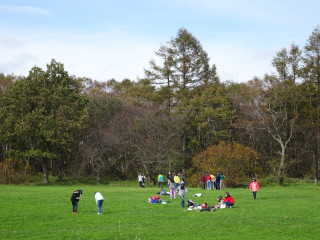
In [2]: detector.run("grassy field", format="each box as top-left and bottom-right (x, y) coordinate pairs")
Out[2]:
(0, 183), (320, 240)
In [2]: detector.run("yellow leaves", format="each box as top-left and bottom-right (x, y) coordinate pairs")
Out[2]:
(189, 141), (260, 186)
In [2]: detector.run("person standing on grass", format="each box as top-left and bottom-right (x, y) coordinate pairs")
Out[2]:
(94, 192), (104, 215)
(210, 172), (215, 190)
(167, 171), (173, 187)
(138, 173), (143, 188)
(174, 173), (180, 189)
(249, 178), (259, 200)
(201, 173), (206, 190)
(142, 174), (146, 188)
(179, 172), (184, 185)
(223, 192), (235, 208)
(158, 173), (164, 189)
(71, 189), (82, 214)
(215, 173), (221, 190)
(176, 181), (188, 208)
(206, 173), (211, 190)
(168, 177), (176, 200)
(220, 172), (225, 190)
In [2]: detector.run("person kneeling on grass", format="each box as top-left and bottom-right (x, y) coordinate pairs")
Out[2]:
(94, 192), (104, 215)
(71, 189), (82, 214)
(176, 181), (188, 208)
(223, 192), (235, 208)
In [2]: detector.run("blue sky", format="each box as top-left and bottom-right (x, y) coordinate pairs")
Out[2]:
(0, 0), (319, 83)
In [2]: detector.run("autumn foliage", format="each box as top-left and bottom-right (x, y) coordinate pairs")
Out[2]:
(188, 142), (260, 187)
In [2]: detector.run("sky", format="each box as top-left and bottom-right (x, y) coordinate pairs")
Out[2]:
(0, 0), (319, 83)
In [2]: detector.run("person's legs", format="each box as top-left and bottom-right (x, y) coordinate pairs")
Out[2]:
(216, 181), (220, 190)
(225, 201), (234, 208)
(72, 201), (78, 213)
(253, 191), (257, 199)
(170, 188), (174, 199)
(180, 195), (185, 207)
(160, 182), (163, 190)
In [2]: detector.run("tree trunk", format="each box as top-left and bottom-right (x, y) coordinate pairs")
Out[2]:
(277, 143), (286, 185)
(42, 159), (49, 184)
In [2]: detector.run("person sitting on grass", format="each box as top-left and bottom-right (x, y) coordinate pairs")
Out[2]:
(214, 195), (226, 209)
(71, 189), (82, 214)
(176, 181), (188, 208)
(94, 192), (104, 215)
(223, 192), (235, 208)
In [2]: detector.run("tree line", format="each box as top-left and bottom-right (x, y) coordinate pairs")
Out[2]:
(0, 27), (319, 185)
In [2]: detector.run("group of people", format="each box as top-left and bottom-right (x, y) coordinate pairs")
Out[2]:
(166, 171), (187, 208)
(71, 177), (259, 214)
(201, 172), (225, 190)
(70, 190), (104, 215)
(138, 173), (146, 188)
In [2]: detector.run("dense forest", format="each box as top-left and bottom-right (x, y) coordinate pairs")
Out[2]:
(1, 26), (319, 186)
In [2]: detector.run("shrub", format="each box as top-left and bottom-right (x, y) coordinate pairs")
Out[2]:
(187, 141), (261, 187)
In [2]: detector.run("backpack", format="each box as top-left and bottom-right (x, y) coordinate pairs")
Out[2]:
(152, 195), (159, 202)
(201, 203), (208, 208)
(188, 199), (196, 207)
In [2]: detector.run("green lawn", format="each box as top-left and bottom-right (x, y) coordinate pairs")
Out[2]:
(0, 183), (319, 239)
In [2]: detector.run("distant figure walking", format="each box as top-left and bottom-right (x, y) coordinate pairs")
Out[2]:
(94, 192), (104, 215)
(71, 189), (82, 214)
(249, 178), (259, 200)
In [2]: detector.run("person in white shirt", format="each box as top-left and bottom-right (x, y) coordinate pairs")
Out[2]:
(94, 192), (104, 215)
(138, 173), (143, 188)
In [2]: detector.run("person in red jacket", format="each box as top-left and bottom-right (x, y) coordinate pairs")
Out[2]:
(206, 173), (212, 190)
(201, 174), (206, 190)
(223, 192), (235, 208)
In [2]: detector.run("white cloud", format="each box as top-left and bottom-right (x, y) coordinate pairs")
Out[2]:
(0, 5), (49, 15)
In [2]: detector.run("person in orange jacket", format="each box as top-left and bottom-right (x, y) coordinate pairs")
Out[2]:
(249, 178), (259, 200)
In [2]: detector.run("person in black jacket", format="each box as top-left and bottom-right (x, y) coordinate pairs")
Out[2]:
(71, 189), (82, 214)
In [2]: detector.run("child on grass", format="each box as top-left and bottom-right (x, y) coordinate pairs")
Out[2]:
(176, 181), (188, 208)
(71, 189), (82, 214)
(168, 177), (176, 200)
(214, 195), (226, 209)
(249, 178), (259, 200)
(94, 192), (104, 215)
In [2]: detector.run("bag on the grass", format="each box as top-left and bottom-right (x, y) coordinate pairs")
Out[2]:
(201, 203), (208, 208)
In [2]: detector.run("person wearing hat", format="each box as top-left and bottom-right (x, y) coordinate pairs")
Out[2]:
(214, 195), (226, 209)
(71, 189), (82, 214)
(249, 178), (259, 200)
(223, 192), (235, 208)
(176, 181), (188, 208)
